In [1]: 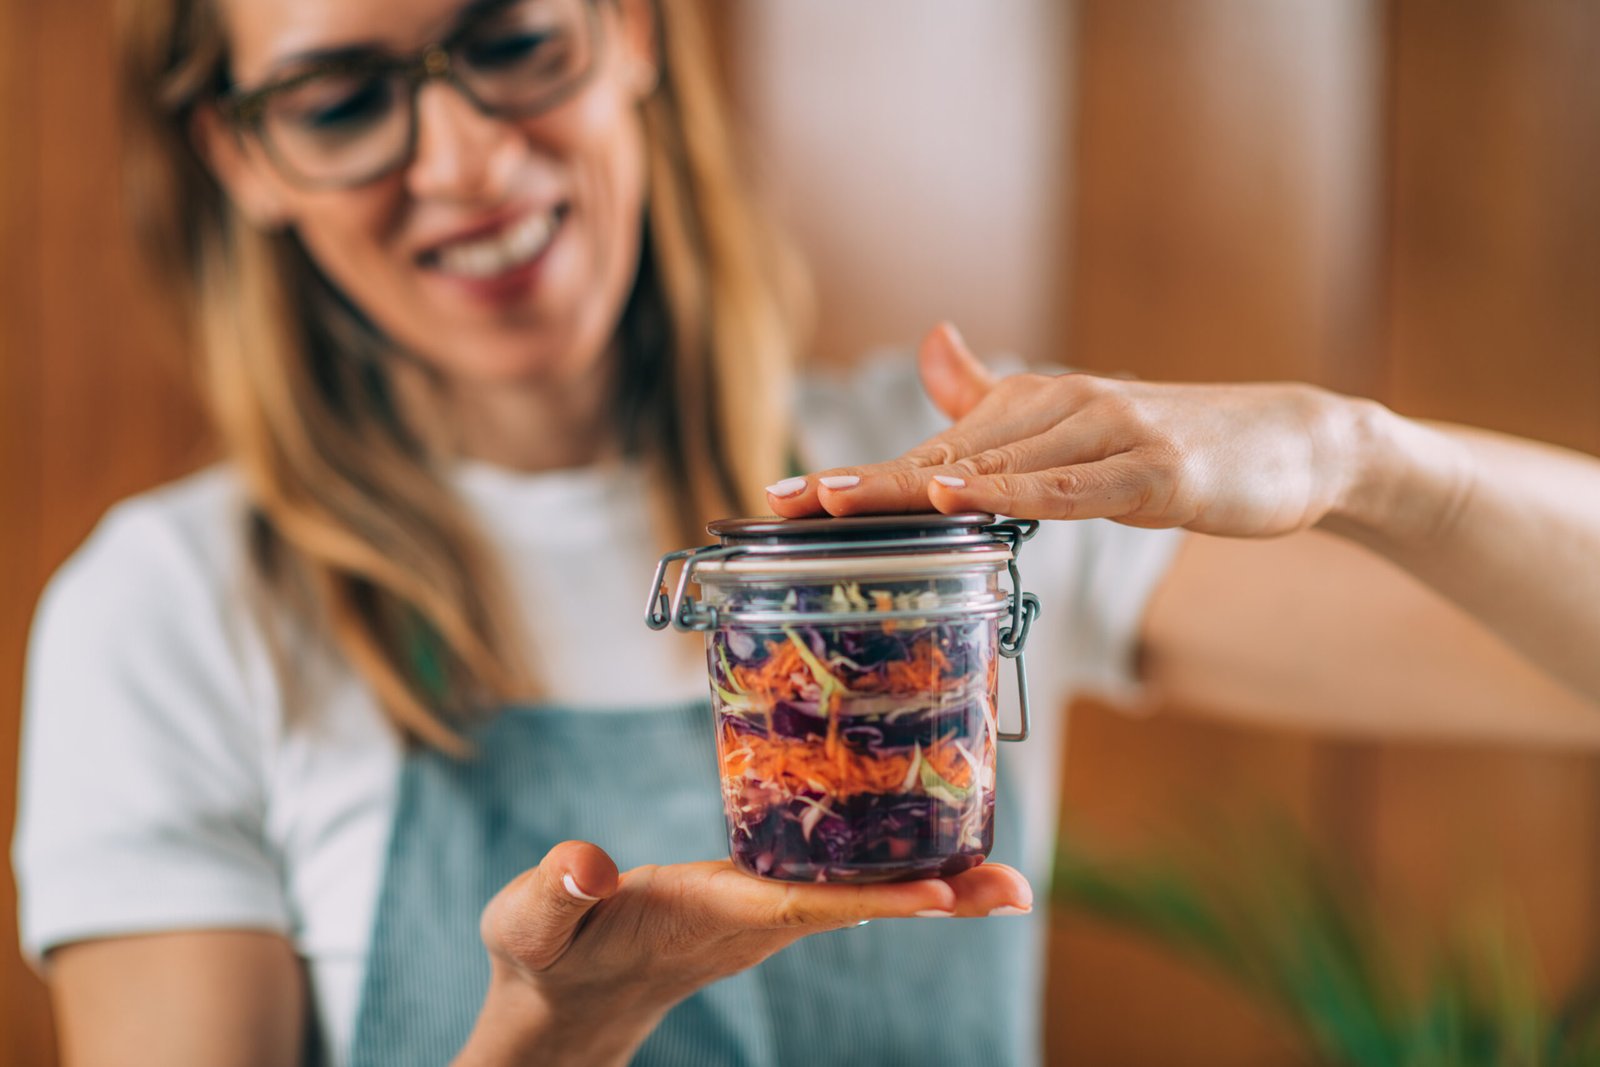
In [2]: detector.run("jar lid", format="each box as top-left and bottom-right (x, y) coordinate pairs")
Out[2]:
(646, 512), (1044, 743)
(695, 512), (1016, 579)
(649, 513), (1039, 626)
(691, 547), (1013, 579)
(706, 512), (998, 546)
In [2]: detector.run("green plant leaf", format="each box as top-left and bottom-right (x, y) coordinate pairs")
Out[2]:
(1052, 821), (1585, 1067)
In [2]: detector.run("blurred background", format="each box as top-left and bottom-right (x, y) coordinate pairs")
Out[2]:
(4, 0), (1598, 1063)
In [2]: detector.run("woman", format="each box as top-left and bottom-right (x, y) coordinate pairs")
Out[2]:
(13, 1), (1600, 1066)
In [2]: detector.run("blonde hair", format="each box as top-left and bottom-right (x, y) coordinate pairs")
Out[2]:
(120, 0), (802, 751)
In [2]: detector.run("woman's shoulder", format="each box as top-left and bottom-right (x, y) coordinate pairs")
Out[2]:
(46, 464), (250, 609)
(29, 464), (264, 723)
(16, 462), (294, 961)
(74, 461), (247, 557)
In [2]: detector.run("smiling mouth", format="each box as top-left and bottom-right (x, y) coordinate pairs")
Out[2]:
(420, 204), (568, 280)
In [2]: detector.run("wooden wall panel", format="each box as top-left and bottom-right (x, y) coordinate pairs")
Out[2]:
(1065, 0), (1380, 391)
(1364, 749), (1600, 998)
(1046, 702), (1321, 1066)
(1, 0), (49, 1062)
(5, 1), (1598, 1065)
(1054, 0), (1600, 1063)
(734, 0), (1068, 371)
(2, 0), (208, 1064)
(1365, 0), (1600, 1008)
(1053, 3), (1383, 1060)
(1384, 0), (1600, 455)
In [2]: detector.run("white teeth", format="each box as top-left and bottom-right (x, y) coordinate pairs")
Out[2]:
(434, 211), (558, 279)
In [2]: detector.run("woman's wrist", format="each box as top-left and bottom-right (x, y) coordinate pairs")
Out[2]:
(1317, 394), (1477, 554)
(452, 962), (662, 1067)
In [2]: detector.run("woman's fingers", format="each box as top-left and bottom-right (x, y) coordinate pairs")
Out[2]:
(691, 863), (960, 928)
(927, 454), (1163, 522)
(692, 862), (1033, 927)
(640, 859), (1034, 932)
(917, 322), (995, 422)
(481, 840), (620, 973)
(767, 328), (1079, 520)
(764, 425), (1022, 519)
(942, 862), (1035, 917)
(768, 370), (1109, 519)
(766, 414), (1073, 518)
(811, 423), (1126, 517)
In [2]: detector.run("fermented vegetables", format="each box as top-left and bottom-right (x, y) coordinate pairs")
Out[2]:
(646, 513), (1040, 884)
(709, 580), (999, 882)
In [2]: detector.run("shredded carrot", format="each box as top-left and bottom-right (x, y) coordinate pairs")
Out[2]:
(719, 631), (989, 806)
(871, 591), (898, 633)
(921, 741), (974, 787)
(852, 638), (953, 697)
(727, 635), (964, 710)
(730, 639), (810, 704)
(720, 720), (977, 801)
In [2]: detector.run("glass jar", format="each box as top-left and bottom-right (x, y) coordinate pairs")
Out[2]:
(646, 513), (1041, 884)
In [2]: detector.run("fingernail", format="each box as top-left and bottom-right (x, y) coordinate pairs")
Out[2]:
(819, 475), (861, 490)
(916, 909), (956, 918)
(932, 475), (966, 488)
(987, 905), (1032, 917)
(766, 476), (807, 498)
(562, 873), (600, 902)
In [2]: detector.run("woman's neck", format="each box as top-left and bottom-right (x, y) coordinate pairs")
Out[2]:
(391, 355), (618, 473)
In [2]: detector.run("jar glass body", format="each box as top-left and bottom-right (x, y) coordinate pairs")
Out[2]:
(698, 560), (1007, 883)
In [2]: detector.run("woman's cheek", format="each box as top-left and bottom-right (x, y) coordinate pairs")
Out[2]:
(288, 184), (412, 301)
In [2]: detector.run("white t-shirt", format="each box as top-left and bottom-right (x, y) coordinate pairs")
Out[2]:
(13, 356), (1181, 1065)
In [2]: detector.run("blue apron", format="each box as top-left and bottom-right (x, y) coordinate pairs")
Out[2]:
(348, 700), (1042, 1065)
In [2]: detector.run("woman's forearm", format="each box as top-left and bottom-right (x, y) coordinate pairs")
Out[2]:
(1324, 402), (1600, 703)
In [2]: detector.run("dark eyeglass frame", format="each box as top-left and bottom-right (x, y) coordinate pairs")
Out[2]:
(218, 0), (604, 190)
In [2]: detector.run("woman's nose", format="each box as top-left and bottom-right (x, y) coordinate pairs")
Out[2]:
(406, 82), (524, 202)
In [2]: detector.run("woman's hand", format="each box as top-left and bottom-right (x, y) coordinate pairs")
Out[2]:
(766, 323), (1380, 539)
(454, 839), (1033, 1067)
(765, 321), (1600, 712)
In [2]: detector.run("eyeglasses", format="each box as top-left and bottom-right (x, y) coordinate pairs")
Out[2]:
(220, 0), (601, 189)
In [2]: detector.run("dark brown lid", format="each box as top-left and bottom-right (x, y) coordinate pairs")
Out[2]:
(706, 512), (997, 546)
